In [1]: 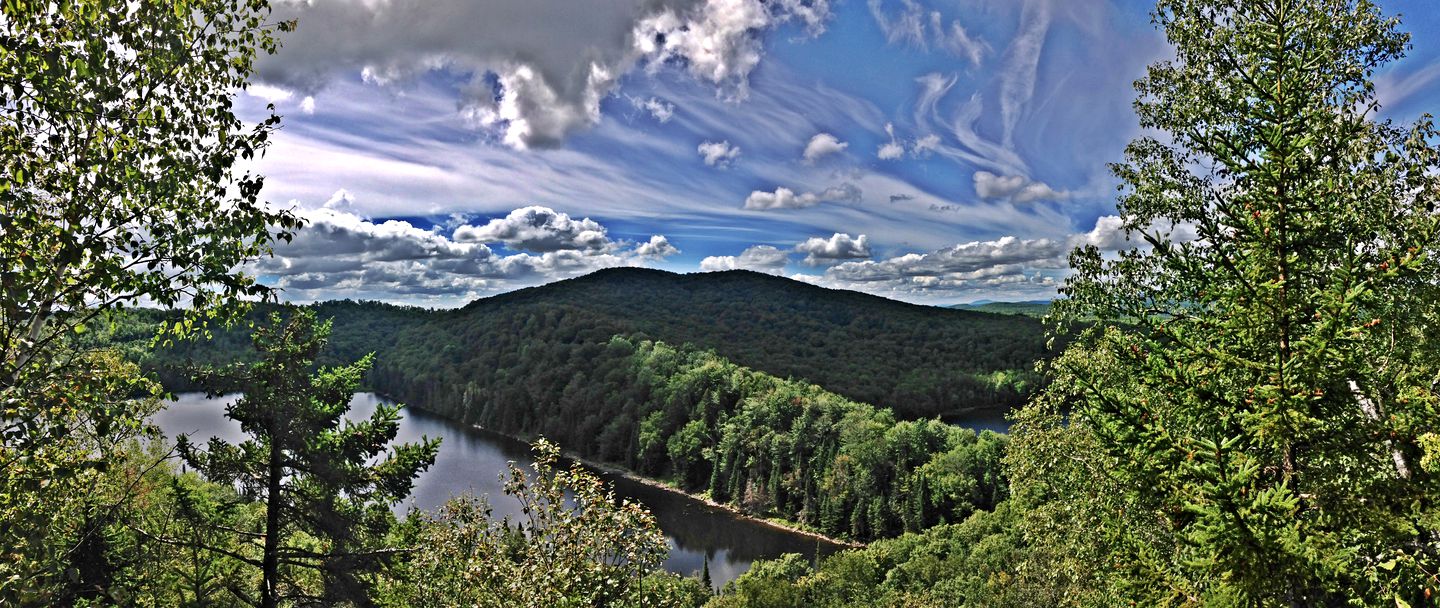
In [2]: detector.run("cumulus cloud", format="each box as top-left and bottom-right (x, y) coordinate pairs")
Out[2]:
(259, 0), (832, 149)
(744, 183), (862, 210)
(1068, 215), (1200, 250)
(637, 96), (675, 122)
(795, 233), (871, 265)
(795, 215), (1188, 301)
(258, 205), (676, 304)
(698, 140), (741, 167)
(876, 122), (906, 160)
(802, 132), (848, 164)
(973, 171), (1069, 204)
(635, 0), (831, 100)
(635, 234), (681, 258)
(699, 245), (790, 273)
(828, 236), (1067, 283)
(321, 188), (356, 211)
(453, 206), (612, 253)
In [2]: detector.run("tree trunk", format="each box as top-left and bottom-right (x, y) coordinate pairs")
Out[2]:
(261, 440), (283, 608)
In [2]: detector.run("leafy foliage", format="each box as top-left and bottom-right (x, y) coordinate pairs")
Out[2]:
(704, 502), (1032, 607)
(1007, 0), (1440, 604)
(0, 1), (298, 601)
(383, 440), (707, 608)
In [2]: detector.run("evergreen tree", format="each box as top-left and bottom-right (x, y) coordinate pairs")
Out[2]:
(1013, 0), (1440, 604)
(179, 309), (438, 607)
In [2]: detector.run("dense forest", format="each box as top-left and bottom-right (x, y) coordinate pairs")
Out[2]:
(134, 267), (1046, 422)
(393, 267), (1044, 421)
(115, 296), (1013, 542)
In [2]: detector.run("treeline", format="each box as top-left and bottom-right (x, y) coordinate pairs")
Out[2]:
(379, 335), (1007, 541)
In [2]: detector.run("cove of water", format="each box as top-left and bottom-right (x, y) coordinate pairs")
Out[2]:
(155, 392), (847, 588)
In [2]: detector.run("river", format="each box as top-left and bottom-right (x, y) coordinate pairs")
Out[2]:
(155, 392), (847, 588)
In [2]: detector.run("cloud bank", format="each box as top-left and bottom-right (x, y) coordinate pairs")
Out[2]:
(258, 204), (677, 304)
(259, 0), (833, 149)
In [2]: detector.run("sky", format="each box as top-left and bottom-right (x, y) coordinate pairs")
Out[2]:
(238, 0), (1440, 307)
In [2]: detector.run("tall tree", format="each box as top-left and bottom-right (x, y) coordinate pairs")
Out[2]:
(180, 309), (438, 608)
(0, 1), (300, 599)
(1013, 0), (1440, 604)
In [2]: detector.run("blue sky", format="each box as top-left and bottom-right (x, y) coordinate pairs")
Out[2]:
(241, 0), (1440, 306)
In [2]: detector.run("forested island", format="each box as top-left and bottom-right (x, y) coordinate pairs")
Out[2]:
(5, 0), (1440, 606)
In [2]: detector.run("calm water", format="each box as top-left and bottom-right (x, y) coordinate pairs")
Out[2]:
(155, 392), (845, 587)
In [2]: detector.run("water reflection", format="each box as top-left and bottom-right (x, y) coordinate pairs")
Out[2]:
(154, 392), (844, 587)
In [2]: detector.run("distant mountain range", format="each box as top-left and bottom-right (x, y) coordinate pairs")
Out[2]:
(948, 299), (1053, 317)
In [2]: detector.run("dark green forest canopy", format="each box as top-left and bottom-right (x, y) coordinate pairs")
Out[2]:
(132, 268), (1049, 421)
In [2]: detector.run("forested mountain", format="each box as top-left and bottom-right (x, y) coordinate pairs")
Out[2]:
(140, 268), (1047, 421)
(401, 268), (1046, 421)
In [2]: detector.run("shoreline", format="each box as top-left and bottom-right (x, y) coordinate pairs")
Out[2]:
(465, 421), (864, 550)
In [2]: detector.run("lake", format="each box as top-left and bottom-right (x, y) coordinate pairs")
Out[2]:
(155, 392), (847, 588)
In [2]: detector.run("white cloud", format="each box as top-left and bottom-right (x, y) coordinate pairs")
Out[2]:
(878, 142), (905, 160)
(638, 97), (675, 123)
(802, 132), (848, 164)
(635, 234), (681, 258)
(322, 188), (356, 211)
(828, 236), (1067, 283)
(1067, 215), (1200, 250)
(246, 83), (294, 104)
(973, 171), (1068, 204)
(795, 233), (871, 265)
(912, 133), (942, 156)
(998, 0), (1052, 149)
(259, 0), (831, 149)
(453, 206), (612, 253)
(699, 244), (790, 273)
(877, 122), (905, 160)
(635, 0), (831, 101)
(257, 205), (675, 305)
(299, 96), (316, 115)
(867, 0), (988, 67)
(744, 183), (862, 210)
(698, 140), (741, 167)
(783, 215), (1158, 302)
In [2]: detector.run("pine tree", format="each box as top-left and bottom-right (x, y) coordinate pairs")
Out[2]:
(1014, 0), (1440, 604)
(179, 308), (439, 607)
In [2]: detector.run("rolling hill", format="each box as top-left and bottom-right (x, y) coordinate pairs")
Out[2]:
(136, 268), (1050, 421)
